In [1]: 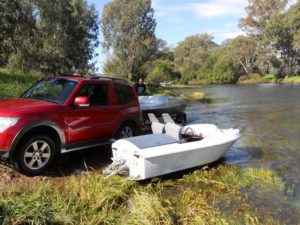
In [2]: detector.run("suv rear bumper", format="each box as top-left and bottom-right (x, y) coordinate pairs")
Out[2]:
(0, 150), (9, 162)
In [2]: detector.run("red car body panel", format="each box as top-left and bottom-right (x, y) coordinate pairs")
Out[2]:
(0, 76), (142, 162)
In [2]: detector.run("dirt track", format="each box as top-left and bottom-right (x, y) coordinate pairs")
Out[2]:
(0, 146), (112, 188)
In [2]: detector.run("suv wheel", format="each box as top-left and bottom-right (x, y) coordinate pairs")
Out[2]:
(115, 123), (135, 139)
(16, 135), (56, 176)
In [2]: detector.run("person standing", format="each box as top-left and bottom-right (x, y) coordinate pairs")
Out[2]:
(134, 78), (147, 95)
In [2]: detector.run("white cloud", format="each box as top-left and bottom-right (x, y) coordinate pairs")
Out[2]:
(190, 0), (248, 18)
(152, 0), (248, 19)
(206, 23), (245, 43)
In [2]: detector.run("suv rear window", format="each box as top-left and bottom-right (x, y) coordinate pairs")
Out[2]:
(114, 83), (135, 104)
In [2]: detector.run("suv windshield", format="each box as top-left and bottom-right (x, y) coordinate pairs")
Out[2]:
(21, 78), (78, 104)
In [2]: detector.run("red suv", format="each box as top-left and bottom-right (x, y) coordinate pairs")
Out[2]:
(0, 76), (142, 175)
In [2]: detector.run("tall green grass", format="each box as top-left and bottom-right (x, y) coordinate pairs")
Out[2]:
(0, 166), (291, 225)
(0, 68), (41, 99)
(282, 75), (300, 83)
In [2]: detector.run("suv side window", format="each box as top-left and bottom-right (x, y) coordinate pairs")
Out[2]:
(114, 83), (135, 105)
(76, 84), (107, 105)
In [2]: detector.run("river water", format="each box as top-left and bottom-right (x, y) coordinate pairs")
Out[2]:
(182, 84), (300, 207)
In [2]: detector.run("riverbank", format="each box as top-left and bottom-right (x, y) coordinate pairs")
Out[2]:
(238, 74), (300, 84)
(0, 164), (288, 224)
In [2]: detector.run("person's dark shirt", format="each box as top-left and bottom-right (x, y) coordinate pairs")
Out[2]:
(134, 83), (146, 95)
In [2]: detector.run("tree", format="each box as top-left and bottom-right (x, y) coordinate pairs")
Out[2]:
(239, 0), (288, 37)
(101, 0), (156, 80)
(146, 59), (177, 85)
(104, 38), (173, 80)
(239, 0), (288, 75)
(265, 1), (300, 76)
(198, 47), (242, 84)
(227, 35), (258, 77)
(0, 0), (99, 75)
(0, 0), (35, 67)
(174, 33), (217, 78)
(30, 0), (99, 75)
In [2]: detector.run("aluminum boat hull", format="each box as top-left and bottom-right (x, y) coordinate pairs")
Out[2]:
(139, 96), (187, 123)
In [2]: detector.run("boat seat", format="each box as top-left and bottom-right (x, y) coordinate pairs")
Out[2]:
(164, 122), (183, 141)
(162, 113), (175, 123)
(148, 113), (159, 122)
(151, 121), (165, 134)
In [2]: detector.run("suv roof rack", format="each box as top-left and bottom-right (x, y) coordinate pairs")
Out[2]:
(90, 76), (130, 83)
(59, 74), (85, 77)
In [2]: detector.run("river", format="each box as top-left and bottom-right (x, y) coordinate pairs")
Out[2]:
(181, 83), (300, 218)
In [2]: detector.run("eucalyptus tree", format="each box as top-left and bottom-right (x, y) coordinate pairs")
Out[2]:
(0, 0), (35, 67)
(239, 0), (288, 38)
(31, 0), (99, 75)
(227, 35), (258, 77)
(198, 47), (241, 84)
(174, 33), (218, 80)
(0, 0), (99, 75)
(265, 1), (300, 76)
(101, 0), (157, 80)
(239, 0), (288, 75)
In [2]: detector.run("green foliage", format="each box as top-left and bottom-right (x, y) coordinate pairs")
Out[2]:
(146, 60), (176, 85)
(263, 74), (277, 82)
(0, 68), (41, 98)
(120, 191), (173, 225)
(238, 73), (275, 84)
(282, 75), (300, 83)
(0, 174), (137, 225)
(264, 1), (300, 77)
(0, 0), (36, 67)
(227, 35), (258, 76)
(174, 33), (218, 75)
(239, 0), (288, 36)
(0, 0), (99, 75)
(101, 0), (156, 81)
(179, 91), (211, 103)
(198, 47), (241, 84)
(179, 70), (197, 85)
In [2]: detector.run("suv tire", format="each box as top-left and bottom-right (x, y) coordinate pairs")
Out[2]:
(16, 135), (56, 176)
(115, 123), (136, 139)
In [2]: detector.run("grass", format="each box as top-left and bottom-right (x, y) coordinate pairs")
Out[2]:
(238, 74), (300, 84)
(0, 165), (292, 225)
(179, 91), (212, 103)
(282, 75), (300, 84)
(238, 74), (273, 84)
(0, 68), (41, 98)
(146, 84), (210, 104)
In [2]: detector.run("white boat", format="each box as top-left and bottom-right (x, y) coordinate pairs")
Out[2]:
(105, 121), (241, 180)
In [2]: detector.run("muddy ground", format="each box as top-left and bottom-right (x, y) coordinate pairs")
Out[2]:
(0, 145), (113, 188)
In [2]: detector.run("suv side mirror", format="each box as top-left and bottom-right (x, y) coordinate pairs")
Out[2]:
(74, 96), (89, 107)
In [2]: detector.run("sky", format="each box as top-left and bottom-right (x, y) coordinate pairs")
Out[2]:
(87, 0), (297, 72)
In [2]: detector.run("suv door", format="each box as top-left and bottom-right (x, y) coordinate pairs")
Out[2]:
(65, 82), (116, 144)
